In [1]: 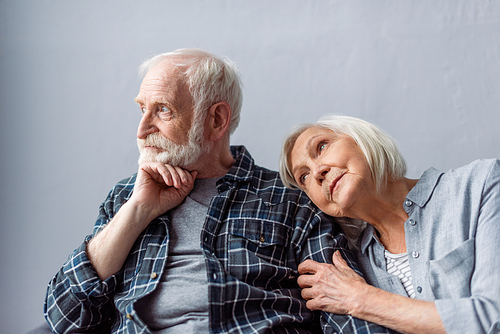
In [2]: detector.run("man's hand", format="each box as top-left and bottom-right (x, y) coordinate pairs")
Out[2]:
(87, 163), (197, 280)
(129, 162), (198, 224)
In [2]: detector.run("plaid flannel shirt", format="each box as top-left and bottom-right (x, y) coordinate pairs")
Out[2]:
(44, 146), (391, 334)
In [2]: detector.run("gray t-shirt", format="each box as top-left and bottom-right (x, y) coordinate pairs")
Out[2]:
(135, 177), (219, 333)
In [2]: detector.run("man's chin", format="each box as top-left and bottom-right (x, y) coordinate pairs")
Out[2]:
(138, 152), (192, 169)
(138, 152), (167, 166)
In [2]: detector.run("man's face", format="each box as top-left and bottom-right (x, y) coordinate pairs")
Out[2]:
(134, 59), (207, 168)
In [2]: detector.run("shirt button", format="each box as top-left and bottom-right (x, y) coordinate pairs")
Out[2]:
(259, 235), (265, 243)
(412, 251), (420, 258)
(409, 219), (416, 226)
(204, 237), (208, 242)
(417, 286), (422, 293)
(213, 273), (217, 280)
(405, 200), (413, 206)
(150, 272), (158, 279)
(126, 313), (133, 320)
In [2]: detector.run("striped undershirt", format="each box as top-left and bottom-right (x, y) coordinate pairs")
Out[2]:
(384, 250), (416, 298)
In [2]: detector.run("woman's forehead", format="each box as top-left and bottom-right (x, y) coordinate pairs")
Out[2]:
(294, 127), (338, 149)
(290, 127), (330, 171)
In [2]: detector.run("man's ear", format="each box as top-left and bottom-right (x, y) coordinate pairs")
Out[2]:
(207, 101), (232, 141)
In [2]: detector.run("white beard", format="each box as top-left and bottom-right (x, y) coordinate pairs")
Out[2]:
(137, 119), (208, 169)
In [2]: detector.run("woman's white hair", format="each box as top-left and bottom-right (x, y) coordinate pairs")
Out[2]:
(279, 115), (407, 192)
(138, 48), (243, 136)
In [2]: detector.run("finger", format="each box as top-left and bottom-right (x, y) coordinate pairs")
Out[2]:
(155, 165), (173, 186)
(300, 286), (315, 300)
(179, 170), (197, 186)
(165, 165), (183, 188)
(305, 298), (322, 311)
(298, 259), (320, 275)
(297, 273), (315, 288)
(332, 250), (349, 269)
(140, 164), (167, 184)
(172, 166), (189, 187)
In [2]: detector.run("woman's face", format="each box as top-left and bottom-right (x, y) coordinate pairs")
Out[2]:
(290, 127), (375, 218)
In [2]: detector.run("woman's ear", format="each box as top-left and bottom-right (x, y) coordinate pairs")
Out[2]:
(207, 101), (232, 141)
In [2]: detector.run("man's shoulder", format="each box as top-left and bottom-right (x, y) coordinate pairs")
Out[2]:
(250, 163), (316, 206)
(231, 145), (315, 206)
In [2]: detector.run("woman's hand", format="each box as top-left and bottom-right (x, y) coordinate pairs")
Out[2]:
(298, 251), (446, 334)
(297, 250), (370, 315)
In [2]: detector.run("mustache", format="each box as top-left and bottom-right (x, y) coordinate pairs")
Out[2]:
(137, 133), (173, 150)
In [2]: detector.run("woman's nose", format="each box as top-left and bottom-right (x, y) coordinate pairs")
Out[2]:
(312, 164), (329, 182)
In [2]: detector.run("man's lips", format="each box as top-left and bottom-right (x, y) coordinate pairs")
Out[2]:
(329, 173), (345, 198)
(144, 145), (164, 151)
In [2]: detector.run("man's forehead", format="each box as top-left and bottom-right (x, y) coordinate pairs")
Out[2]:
(134, 64), (191, 106)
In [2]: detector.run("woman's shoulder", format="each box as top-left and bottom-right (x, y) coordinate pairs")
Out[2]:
(441, 158), (500, 182)
(456, 158), (499, 170)
(422, 159), (500, 207)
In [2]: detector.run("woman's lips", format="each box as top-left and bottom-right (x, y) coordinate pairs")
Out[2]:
(329, 173), (345, 197)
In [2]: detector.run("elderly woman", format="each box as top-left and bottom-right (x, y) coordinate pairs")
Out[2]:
(279, 115), (500, 334)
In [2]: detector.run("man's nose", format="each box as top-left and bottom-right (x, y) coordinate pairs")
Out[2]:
(137, 110), (158, 139)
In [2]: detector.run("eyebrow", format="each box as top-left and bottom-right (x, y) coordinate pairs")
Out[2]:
(133, 97), (171, 105)
(291, 134), (321, 176)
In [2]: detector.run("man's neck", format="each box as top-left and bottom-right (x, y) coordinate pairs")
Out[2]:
(189, 146), (235, 179)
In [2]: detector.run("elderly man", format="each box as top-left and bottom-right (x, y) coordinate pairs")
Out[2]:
(42, 48), (390, 334)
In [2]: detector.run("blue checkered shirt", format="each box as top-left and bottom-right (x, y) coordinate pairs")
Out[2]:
(44, 146), (391, 334)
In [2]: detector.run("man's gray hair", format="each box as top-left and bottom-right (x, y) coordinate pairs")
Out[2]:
(139, 48), (243, 135)
(279, 115), (407, 192)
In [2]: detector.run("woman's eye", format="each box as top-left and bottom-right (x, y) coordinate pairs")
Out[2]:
(300, 173), (309, 185)
(318, 142), (327, 152)
(141, 107), (146, 114)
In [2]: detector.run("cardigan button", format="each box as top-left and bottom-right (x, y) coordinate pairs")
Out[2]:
(126, 313), (133, 320)
(150, 272), (158, 279)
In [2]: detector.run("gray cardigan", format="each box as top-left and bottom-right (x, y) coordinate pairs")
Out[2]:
(355, 159), (500, 334)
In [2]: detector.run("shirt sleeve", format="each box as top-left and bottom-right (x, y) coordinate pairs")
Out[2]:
(300, 213), (394, 334)
(435, 159), (500, 333)
(44, 201), (121, 334)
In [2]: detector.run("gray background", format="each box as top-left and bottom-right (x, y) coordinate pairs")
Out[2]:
(1, 1), (499, 333)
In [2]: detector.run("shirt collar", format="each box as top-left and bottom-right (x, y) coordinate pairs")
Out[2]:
(359, 167), (443, 254)
(218, 145), (255, 185)
(405, 167), (443, 208)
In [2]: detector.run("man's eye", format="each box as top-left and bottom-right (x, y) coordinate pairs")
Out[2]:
(161, 106), (170, 113)
(141, 107), (146, 114)
(318, 142), (327, 152)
